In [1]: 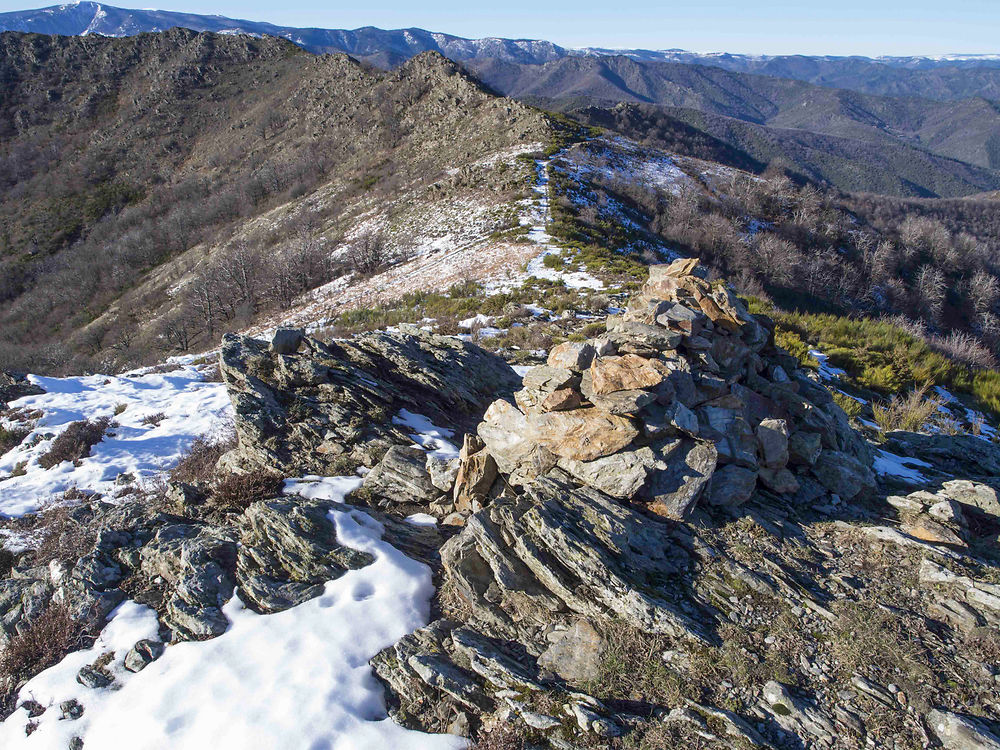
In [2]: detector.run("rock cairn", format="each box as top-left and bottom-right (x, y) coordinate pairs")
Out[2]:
(368, 260), (887, 744)
(458, 258), (874, 521)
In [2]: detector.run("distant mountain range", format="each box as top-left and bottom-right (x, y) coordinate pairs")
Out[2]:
(4, 2), (1000, 197)
(2, 2), (1000, 92)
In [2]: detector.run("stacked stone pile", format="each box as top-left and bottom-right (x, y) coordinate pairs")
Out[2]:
(458, 258), (874, 520)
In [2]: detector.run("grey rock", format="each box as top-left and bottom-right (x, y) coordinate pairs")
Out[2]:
(60, 699), (84, 720)
(940, 480), (1000, 518)
(607, 321), (682, 352)
(269, 327), (303, 355)
(644, 440), (718, 519)
(926, 708), (1000, 750)
(219, 329), (519, 475)
(124, 639), (165, 672)
(139, 524), (238, 641)
(521, 366), (579, 393)
(557, 447), (655, 498)
(788, 431), (822, 466)
(884, 431), (1000, 478)
(238, 498), (373, 613)
(538, 619), (605, 683)
(547, 341), (596, 372)
(0, 370), (44, 406)
(706, 465), (758, 507)
(812, 450), (875, 500)
(76, 665), (113, 689)
(443, 475), (706, 640)
(408, 653), (490, 709)
(762, 681), (837, 744)
(426, 455), (461, 493)
(363, 445), (442, 504)
(755, 418), (789, 469)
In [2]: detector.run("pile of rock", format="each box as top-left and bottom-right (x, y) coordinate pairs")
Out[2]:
(470, 258), (873, 520)
(367, 261), (888, 743)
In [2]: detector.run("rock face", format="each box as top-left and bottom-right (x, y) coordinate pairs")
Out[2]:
(219, 325), (520, 475)
(0, 370), (43, 406)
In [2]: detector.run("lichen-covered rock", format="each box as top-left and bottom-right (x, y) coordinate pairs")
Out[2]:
(363, 445), (443, 504)
(442, 474), (706, 641)
(219, 327), (520, 475)
(237, 498), (374, 613)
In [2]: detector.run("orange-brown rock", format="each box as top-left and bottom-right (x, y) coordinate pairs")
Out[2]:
(590, 354), (665, 395)
(540, 388), (582, 412)
(525, 408), (639, 462)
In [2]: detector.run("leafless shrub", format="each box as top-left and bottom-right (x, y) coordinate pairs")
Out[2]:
(37, 417), (114, 469)
(140, 412), (166, 427)
(0, 425), (30, 456)
(0, 603), (85, 704)
(168, 429), (236, 485)
(31, 502), (98, 568)
(929, 331), (998, 369)
(208, 470), (284, 512)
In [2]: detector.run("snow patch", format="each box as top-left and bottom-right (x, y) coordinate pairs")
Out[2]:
(873, 450), (933, 484)
(0, 368), (232, 518)
(0, 477), (467, 750)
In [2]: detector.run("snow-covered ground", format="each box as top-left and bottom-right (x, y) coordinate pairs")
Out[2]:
(0, 399), (473, 748)
(0, 475), (467, 750)
(0, 367), (232, 517)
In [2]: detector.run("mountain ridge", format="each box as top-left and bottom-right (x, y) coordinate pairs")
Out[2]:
(2, 1), (1000, 93)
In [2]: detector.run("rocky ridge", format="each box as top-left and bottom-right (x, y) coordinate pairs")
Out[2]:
(3, 262), (1000, 748)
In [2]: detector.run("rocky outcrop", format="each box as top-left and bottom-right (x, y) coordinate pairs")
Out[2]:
(219, 325), (520, 475)
(0, 370), (43, 407)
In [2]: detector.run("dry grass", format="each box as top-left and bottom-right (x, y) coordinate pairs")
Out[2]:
(871, 383), (945, 435)
(586, 621), (683, 707)
(472, 724), (531, 750)
(37, 417), (114, 469)
(169, 428), (236, 485)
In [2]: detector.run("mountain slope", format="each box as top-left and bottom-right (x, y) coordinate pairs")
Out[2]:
(465, 56), (1000, 196)
(0, 29), (552, 372)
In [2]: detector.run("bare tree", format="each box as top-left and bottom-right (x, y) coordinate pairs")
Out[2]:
(345, 231), (387, 275)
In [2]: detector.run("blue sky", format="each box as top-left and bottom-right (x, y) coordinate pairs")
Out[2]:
(4, 0), (999, 55)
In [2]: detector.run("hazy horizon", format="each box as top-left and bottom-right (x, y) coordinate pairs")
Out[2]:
(0, 0), (997, 57)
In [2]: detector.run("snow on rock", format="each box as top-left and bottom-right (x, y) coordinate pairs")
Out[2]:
(0, 476), (468, 750)
(392, 408), (459, 461)
(873, 449), (933, 484)
(808, 349), (847, 382)
(0, 367), (232, 518)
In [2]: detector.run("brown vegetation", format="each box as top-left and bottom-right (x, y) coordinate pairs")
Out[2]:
(37, 417), (114, 469)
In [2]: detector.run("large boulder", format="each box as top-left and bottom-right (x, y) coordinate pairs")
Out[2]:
(218, 327), (520, 475)
(237, 498), (374, 613)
